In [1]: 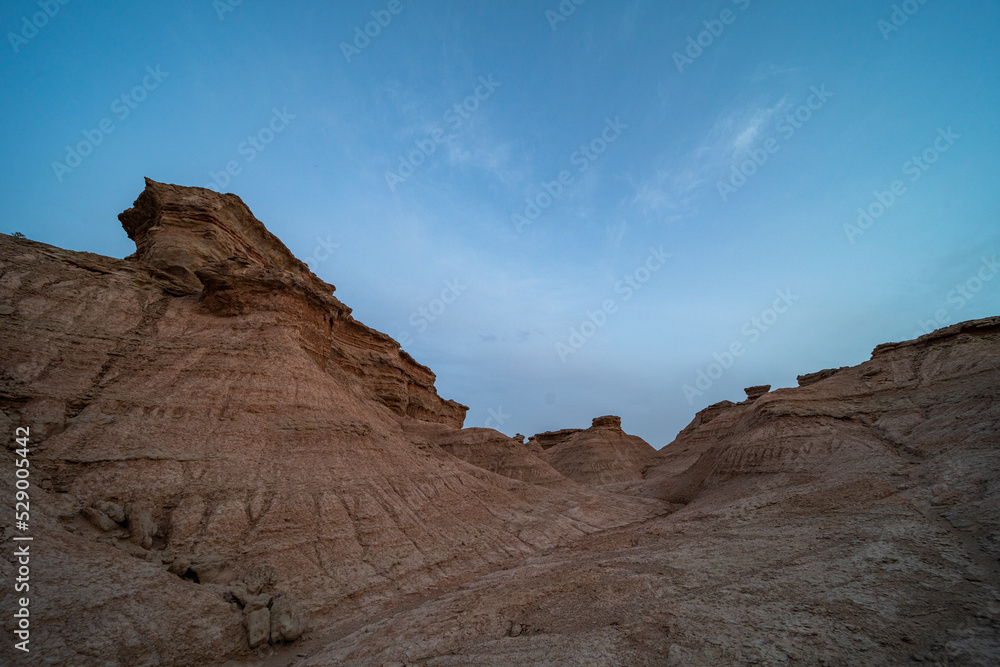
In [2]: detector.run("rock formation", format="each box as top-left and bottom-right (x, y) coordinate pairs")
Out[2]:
(1, 180), (997, 665)
(743, 384), (771, 401)
(298, 317), (1000, 666)
(0, 181), (661, 665)
(531, 415), (660, 486)
(120, 178), (467, 429)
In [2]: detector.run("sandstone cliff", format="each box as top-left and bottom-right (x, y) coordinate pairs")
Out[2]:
(1, 180), (997, 666)
(297, 318), (1000, 666)
(0, 181), (661, 665)
(119, 177), (467, 429)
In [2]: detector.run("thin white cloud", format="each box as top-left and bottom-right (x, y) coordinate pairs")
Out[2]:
(714, 97), (789, 158)
(624, 96), (790, 221)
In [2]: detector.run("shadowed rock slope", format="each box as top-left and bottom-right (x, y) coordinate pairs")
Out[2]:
(296, 318), (1000, 666)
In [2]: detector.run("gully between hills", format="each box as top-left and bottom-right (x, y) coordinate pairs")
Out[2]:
(0, 179), (998, 666)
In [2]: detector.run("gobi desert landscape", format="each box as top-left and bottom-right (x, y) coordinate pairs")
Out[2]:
(1, 180), (998, 665)
(2, 1), (999, 666)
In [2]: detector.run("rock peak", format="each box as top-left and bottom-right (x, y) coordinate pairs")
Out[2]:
(114, 179), (467, 428)
(591, 415), (622, 430)
(118, 178), (330, 295)
(744, 385), (771, 401)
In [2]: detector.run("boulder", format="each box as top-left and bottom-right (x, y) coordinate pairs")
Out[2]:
(124, 503), (156, 549)
(244, 594), (273, 614)
(95, 500), (126, 523)
(229, 581), (251, 606)
(81, 507), (118, 532)
(189, 555), (234, 584)
(244, 607), (270, 649)
(269, 595), (307, 643)
(168, 555), (192, 577)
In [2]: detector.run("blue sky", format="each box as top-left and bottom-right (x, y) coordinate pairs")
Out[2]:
(2, 0), (998, 446)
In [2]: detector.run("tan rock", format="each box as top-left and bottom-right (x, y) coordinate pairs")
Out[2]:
(743, 384), (771, 401)
(118, 178), (467, 428)
(229, 581), (251, 606)
(124, 503), (156, 549)
(168, 555), (191, 577)
(241, 564), (277, 596)
(244, 607), (270, 649)
(189, 555), (233, 585)
(533, 416), (659, 486)
(417, 423), (571, 487)
(95, 500), (125, 523)
(81, 507), (118, 532)
(4, 181), (997, 665)
(244, 593), (273, 614)
(269, 595), (307, 643)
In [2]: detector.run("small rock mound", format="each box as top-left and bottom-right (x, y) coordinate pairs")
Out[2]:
(533, 416), (658, 486)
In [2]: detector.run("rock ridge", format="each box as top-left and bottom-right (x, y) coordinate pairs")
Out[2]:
(118, 178), (467, 428)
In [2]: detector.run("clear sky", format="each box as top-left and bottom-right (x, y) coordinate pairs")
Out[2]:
(2, 0), (998, 447)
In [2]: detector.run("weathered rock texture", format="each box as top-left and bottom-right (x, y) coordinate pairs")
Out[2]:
(533, 416), (660, 486)
(0, 181), (660, 665)
(412, 423), (572, 487)
(298, 318), (1000, 666)
(1, 180), (997, 666)
(121, 177), (467, 429)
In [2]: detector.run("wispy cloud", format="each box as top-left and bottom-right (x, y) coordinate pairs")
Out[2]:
(711, 97), (789, 159)
(625, 96), (791, 220)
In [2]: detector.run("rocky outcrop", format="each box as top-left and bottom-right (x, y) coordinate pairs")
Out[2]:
(118, 178), (466, 428)
(533, 416), (660, 486)
(118, 178), (324, 295)
(269, 594), (308, 643)
(645, 316), (1000, 511)
(243, 608), (270, 649)
(0, 183), (661, 665)
(527, 427), (584, 450)
(2, 180), (998, 666)
(301, 319), (1000, 665)
(796, 366), (849, 387)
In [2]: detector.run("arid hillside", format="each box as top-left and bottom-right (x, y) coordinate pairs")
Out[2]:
(1, 181), (997, 666)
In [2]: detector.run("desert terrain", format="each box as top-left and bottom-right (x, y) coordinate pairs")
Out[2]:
(1, 180), (997, 665)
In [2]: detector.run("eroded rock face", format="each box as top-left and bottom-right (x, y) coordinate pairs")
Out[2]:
(299, 319), (1000, 666)
(591, 415), (622, 429)
(118, 178), (323, 295)
(643, 317), (1000, 508)
(532, 416), (660, 486)
(116, 178), (467, 429)
(0, 183), (660, 665)
(415, 423), (572, 487)
(269, 595), (307, 643)
(243, 608), (270, 649)
(743, 384), (770, 401)
(2, 181), (997, 666)
(125, 502), (157, 549)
